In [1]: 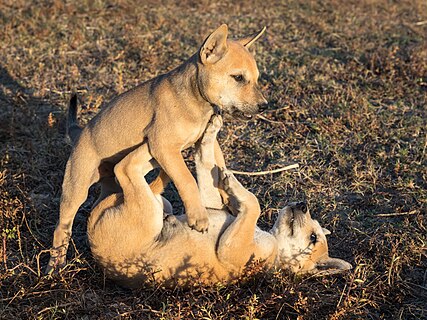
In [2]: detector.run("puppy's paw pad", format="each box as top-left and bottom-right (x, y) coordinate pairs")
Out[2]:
(219, 168), (230, 188)
(187, 210), (209, 233)
(206, 115), (223, 133)
(188, 219), (209, 233)
(220, 169), (240, 193)
(210, 114), (223, 129)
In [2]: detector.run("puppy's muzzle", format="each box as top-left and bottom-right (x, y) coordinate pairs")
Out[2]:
(294, 201), (307, 213)
(257, 101), (269, 113)
(285, 201), (308, 235)
(229, 100), (269, 120)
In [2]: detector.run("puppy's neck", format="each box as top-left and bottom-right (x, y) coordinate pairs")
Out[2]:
(167, 54), (213, 113)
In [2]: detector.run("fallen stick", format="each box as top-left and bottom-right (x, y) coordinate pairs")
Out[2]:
(376, 210), (418, 217)
(230, 163), (299, 176)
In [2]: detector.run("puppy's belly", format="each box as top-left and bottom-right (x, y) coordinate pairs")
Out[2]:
(148, 211), (234, 283)
(99, 210), (247, 286)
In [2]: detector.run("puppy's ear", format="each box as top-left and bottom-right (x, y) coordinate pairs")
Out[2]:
(238, 26), (266, 48)
(322, 227), (331, 236)
(316, 257), (352, 273)
(200, 24), (228, 64)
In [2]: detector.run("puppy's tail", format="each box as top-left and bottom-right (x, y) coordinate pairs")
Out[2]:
(67, 94), (82, 145)
(149, 169), (170, 194)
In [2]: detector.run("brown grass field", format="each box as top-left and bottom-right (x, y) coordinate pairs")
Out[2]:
(0, 0), (426, 319)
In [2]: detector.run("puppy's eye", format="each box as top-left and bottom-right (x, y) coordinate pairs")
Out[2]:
(310, 233), (317, 244)
(231, 74), (245, 83)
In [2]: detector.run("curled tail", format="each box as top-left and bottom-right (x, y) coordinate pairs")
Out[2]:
(67, 94), (82, 145)
(149, 169), (170, 194)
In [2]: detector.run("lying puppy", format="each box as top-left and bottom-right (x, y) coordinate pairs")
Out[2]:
(47, 24), (268, 273)
(87, 115), (352, 288)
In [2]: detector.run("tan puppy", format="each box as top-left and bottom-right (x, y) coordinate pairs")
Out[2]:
(87, 115), (352, 288)
(47, 25), (268, 273)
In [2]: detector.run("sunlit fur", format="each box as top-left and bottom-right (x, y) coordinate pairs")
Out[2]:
(88, 116), (352, 288)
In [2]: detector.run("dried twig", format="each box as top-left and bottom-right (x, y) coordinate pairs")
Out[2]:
(37, 302), (78, 316)
(230, 163), (299, 176)
(256, 114), (285, 125)
(376, 210), (418, 217)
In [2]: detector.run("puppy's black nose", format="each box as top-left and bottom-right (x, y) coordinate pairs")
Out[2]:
(295, 202), (307, 213)
(258, 102), (269, 113)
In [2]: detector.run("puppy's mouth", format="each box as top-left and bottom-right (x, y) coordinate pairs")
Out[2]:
(228, 106), (259, 120)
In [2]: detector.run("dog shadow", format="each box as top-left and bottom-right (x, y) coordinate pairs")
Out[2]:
(0, 65), (91, 266)
(91, 252), (239, 289)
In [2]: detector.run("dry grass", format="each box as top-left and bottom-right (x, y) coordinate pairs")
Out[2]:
(0, 0), (426, 319)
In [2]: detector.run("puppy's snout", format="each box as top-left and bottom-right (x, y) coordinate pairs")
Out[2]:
(295, 202), (307, 213)
(258, 101), (269, 113)
(254, 87), (268, 113)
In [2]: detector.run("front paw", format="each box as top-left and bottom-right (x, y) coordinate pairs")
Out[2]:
(209, 114), (223, 131)
(45, 251), (67, 275)
(186, 206), (209, 233)
(220, 168), (253, 203)
(220, 169), (239, 195)
(203, 114), (223, 140)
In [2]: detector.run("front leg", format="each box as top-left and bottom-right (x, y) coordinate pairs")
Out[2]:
(149, 143), (209, 232)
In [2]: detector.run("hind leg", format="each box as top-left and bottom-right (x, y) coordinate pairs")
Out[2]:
(194, 114), (230, 209)
(87, 144), (162, 280)
(46, 144), (101, 273)
(217, 169), (262, 267)
(112, 144), (164, 239)
(194, 114), (224, 209)
(93, 175), (122, 209)
(94, 162), (172, 214)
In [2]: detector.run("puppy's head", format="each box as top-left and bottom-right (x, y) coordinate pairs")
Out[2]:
(270, 202), (352, 274)
(197, 24), (268, 120)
